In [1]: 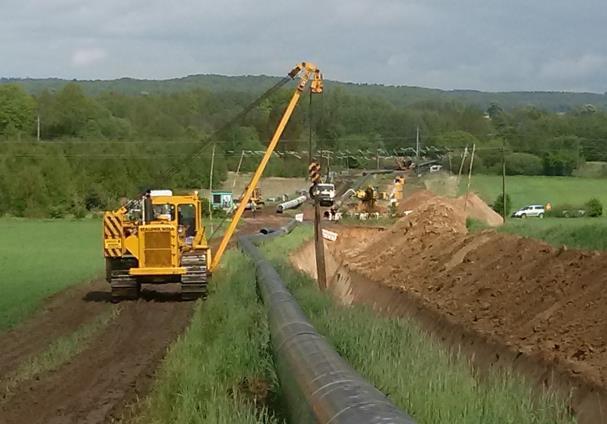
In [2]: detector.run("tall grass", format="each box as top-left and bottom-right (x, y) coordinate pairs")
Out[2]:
(135, 251), (282, 424)
(262, 230), (575, 424)
(0, 218), (103, 330)
(500, 218), (607, 251)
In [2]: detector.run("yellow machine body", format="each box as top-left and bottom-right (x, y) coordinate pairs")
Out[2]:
(103, 192), (211, 300)
(104, 193), (209, 272)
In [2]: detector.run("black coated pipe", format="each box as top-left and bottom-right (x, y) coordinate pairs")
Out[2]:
(279, 218), (299, 234)
(239, 236), (415, 424)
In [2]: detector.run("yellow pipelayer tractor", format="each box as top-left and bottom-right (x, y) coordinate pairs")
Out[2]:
(103, 62), (323, 301)
(104, 190), (210, 300)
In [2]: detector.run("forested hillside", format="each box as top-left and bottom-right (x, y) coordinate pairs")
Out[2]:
(1, 78), (607, 217)
(3, 74), (607, 111)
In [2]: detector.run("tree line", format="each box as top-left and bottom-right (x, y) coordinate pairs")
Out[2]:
(1, 82), (606, 217)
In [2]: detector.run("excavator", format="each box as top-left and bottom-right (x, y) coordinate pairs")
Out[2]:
(354, 186), (378, 211)
(237, 186), (265, 211)
(103, 62), (323, 301)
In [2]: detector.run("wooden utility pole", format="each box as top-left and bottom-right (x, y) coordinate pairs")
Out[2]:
(36, 115), (41, 141)
(209, 144), (216, 233)
(314, 193), (327, 290)
(232, 150), (245, 191)
(309, 161), (327, 290)
(416, 126), (420, 163)
(308, 89), (327, 291)
(502, 140), (507, 223)
(457, 146), (468, 186)
(464, 144), (476, 211)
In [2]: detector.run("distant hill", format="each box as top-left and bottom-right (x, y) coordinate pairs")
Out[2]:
(2, 74), (606, 112)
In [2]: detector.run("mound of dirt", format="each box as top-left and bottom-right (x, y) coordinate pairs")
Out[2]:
(349, 196), (467, 281)
(399, 190), (502, 227)
(328, 191), (607, 389)
(455, 192), (504, 227)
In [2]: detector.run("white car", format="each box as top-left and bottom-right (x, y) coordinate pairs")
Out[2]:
(511, 204), (545, 219)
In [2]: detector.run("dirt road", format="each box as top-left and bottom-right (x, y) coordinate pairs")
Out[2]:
(0, 280), (193, 424)
(0, 215), (290, 424)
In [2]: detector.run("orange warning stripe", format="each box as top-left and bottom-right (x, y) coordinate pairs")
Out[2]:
(104, 248), (122, 257)
(104, 215), (121, 238)
(103, 214), (123, 258)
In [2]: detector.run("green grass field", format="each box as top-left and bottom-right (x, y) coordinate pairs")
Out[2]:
(455, 175), (607, 250)
(0, 219), (103, 331)
(461, 175), (607, 211)
(261, 228), (575, 424)
(499, 218), (607, 251)
(136, 251), (281, 424)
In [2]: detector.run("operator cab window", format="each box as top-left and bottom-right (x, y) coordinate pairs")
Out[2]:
(178, 204), (196, 237)
(153, 204), (175, 221)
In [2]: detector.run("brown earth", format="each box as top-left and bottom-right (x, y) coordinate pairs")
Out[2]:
(0, 215), (288, 424)
(337, 193), (607, 386)
(291, 190), (607, 422)
(399, 189), (503, 227)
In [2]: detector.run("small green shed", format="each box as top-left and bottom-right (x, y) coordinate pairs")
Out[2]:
(211, 191), (233, 210)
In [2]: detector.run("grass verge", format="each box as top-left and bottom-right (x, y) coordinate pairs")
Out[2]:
(134, 250), (282, 424)
(1, 307), (118, 394)
(261, 228), (575, 424)
(0, 218), (103, 331)
(499, 217), (607, 251)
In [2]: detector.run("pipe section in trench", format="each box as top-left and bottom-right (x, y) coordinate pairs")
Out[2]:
(238, 223), (415, 424)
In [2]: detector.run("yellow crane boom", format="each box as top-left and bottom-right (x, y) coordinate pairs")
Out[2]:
(210, 62), (323, 272)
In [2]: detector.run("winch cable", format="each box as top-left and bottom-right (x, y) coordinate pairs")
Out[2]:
(157, 75), (295, 185)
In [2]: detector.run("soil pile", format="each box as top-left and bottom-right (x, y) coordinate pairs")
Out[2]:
(399, 190), (502, 227)
(456, 192), (504, 226)
(329, 191), (607, 388)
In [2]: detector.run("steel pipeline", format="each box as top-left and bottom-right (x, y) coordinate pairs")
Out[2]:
(239, 232), (415, 424)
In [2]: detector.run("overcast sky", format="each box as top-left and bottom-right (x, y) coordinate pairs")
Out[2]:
(1, 0), (606, 92)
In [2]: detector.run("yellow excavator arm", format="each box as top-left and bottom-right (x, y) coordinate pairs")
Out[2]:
(210, 62), (323, 272)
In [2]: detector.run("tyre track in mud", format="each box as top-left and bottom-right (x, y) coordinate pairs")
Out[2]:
(0, 279), (111, 379)
(0, 286), (194, 424)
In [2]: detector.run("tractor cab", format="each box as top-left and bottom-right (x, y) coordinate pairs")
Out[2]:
(143, 190), (206, 245)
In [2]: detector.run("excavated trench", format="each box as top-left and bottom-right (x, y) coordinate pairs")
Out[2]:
(290, 190), (607, 424)
(291, 240), (607, 424)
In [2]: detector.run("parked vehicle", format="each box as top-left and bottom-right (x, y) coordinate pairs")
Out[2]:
(317, 183), (336, 207)
(511, 204), (545, 219)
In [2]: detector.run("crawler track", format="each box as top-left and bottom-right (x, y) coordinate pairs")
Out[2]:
(180, 253), (208, 300)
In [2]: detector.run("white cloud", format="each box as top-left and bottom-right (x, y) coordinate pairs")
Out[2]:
(71, 47), (107, 67)
(0, 0), (606, 91)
